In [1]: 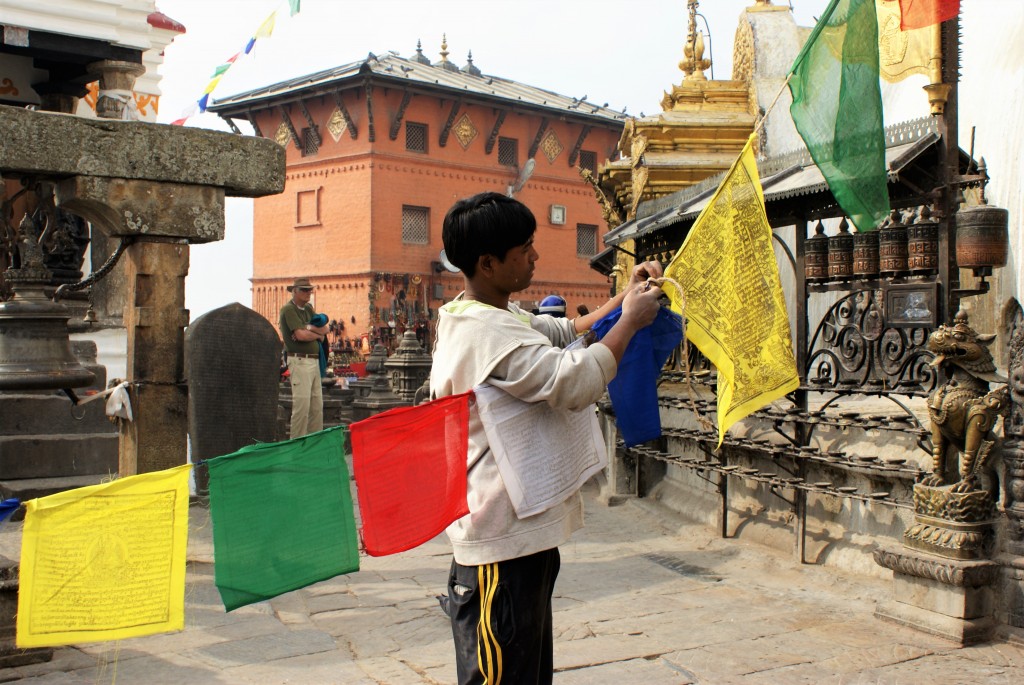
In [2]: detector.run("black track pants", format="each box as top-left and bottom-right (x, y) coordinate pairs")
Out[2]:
(448, 548), (561, 685)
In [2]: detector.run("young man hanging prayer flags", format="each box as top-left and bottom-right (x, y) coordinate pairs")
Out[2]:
(664, 134), (800, 447)
(430, 191), (664, 685)
(789, 0), (890, 233)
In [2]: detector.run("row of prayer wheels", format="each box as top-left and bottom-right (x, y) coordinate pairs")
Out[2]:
(805, 203), (1008, 282)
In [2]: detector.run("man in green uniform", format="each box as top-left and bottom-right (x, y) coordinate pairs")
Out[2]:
(279, 277), (328, 438)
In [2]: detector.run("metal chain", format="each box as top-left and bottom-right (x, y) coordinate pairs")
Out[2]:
(53, 236), (133, 301)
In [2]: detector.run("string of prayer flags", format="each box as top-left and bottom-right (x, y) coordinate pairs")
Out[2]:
(16, 465), (192, 647)
(664, 134), (800, 447)
(789, 0), (890, 233)
(172, 0), (302, 125)
(349, 392), (471, 556)
(590, 306), (683, 447)
(206, 426), (359, 612)
(898, 0), (960, 30)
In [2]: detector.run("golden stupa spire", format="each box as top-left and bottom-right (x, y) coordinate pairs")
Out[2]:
(439, 34), (450, 64)
(680, 0), (711, 81)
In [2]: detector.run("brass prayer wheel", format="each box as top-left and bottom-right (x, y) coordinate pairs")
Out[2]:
(879, 209), (908, 276)
(805, 221), (830, 282)
(907, 205), (939, 274)
(853, 229), (879, 277)
(827, 218), (854, 280)
(956, 201), (1008, 271)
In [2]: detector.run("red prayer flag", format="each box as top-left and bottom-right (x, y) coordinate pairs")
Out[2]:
(899, 0), (960, 30)
(349, 391), (471, 556)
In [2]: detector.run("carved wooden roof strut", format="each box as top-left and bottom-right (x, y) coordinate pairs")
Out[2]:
(485, 110), (507, 154)
(332, 91), (358, 139)
(438, 100), (462, 148)
(246, 110), (262, 138)
(389, 90), (413, 141)
(219, 114), (242, 135)
(297, 100), (322, 146)
(568, 125), (592, 166)
(364, 81), (375, 142)
(277, 105), (301, 149)
(528, 118), (549, 160)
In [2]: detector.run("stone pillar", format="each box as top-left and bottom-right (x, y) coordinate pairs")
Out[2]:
(87, 60), (145, 120)
(85, 59), (146, 331)
(119, 239), (190, 475)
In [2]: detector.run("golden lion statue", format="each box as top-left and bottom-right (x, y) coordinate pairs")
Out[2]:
(922, 310), (1009, 494)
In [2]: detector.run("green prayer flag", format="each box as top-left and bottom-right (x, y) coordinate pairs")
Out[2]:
(789, 0), (890, 232)
(206, 426), (359, 611)
(289, 0), (301, 16)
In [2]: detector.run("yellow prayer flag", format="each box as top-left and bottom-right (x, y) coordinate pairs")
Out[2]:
(877, 0), (939, 83)
(202, 75), (223, 95)
(664, 134), (800, 447)
(254, 12), (277, 39)
(17, 464), (192, 647)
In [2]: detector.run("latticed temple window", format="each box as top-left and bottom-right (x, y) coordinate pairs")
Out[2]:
(402, 205), (430, 244)
(498, 137), (518, 167)
(302, 127), (319, 157)
(576, 223), (598, 257)
(579, 150), (597, 173)
(406, 122), (428, 153)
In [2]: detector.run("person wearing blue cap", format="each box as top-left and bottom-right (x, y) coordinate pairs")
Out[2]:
(279, 277), (328, 438)
(537, 294), (566, 317)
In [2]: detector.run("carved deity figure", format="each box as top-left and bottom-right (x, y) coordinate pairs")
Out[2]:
(922, 310), (1009, 494)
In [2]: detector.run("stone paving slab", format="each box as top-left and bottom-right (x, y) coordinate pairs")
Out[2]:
(3, 484), (1024, 684)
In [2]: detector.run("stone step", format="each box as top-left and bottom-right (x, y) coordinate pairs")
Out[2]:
(0, 475), (116, 518)
(0, 392), (116, 435)
(0, 434), (118, 479)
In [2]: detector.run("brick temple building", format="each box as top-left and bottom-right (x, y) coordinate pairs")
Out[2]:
(209, 39), (627, 350)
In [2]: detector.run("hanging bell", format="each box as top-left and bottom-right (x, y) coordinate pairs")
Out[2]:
(0, 267), (95, 391)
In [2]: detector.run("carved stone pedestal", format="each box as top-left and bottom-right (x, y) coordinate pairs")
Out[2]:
(874, 546), (998, 644)
(874, 484), (999, 644)
(903, 485), (996, 560)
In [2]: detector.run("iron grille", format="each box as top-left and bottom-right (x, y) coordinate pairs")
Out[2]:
(302, 127), (319, 156)
(406, 122), (427, 153)
(579, 150), (597, 173)
(498, 137), (518, 167)
(576, 223), (598, 257)
(402, 205), (430, 244)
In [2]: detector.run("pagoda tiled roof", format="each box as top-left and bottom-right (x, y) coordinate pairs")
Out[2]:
(208, 52), (626, 124)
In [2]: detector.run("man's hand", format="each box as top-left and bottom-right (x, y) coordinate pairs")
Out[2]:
(574, 260), (665, 335)
(595, 282), (664, 363)
(627, 260), (664, 290)
(621, 282), (663, 331)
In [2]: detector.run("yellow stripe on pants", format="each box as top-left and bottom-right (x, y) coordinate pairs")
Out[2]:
(476, 563), (503, 684)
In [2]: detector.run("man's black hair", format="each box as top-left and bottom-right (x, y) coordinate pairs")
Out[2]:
(442, 192), (536, 278)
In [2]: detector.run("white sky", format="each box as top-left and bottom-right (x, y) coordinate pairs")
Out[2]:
(154, 0), (831, 317)
(155, 1), (1024, 319)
